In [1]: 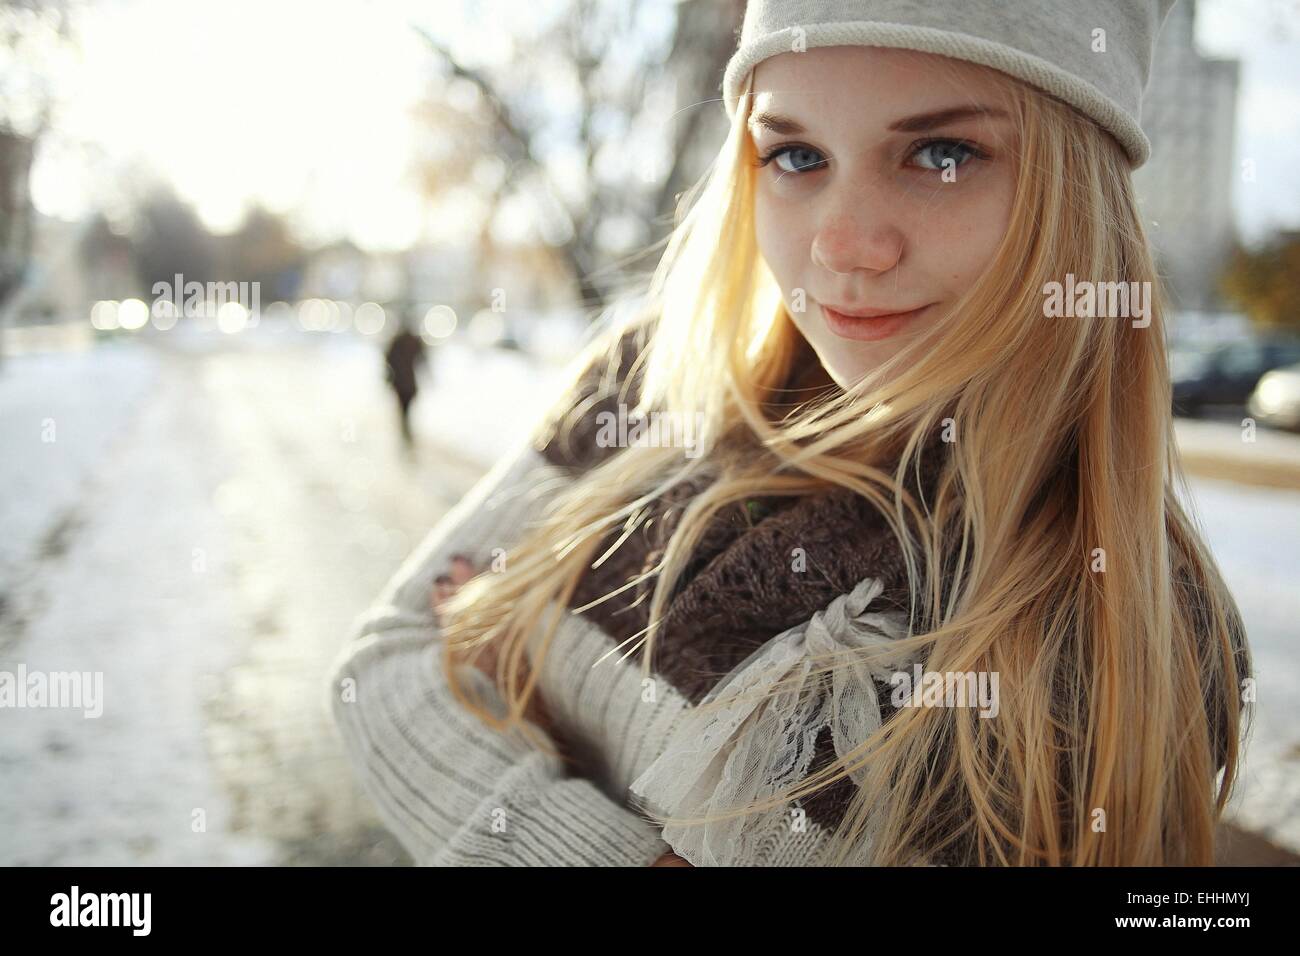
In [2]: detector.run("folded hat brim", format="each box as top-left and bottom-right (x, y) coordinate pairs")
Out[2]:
(723, 22), (1151, 168)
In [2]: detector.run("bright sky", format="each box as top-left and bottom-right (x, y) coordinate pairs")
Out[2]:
(26, 0), (509, 250)
(18, 0), (1300, 250)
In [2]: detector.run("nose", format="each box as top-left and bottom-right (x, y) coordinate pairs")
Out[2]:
(810, 203), (904, 276)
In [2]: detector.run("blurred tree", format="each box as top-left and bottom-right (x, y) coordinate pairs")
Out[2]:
(1220, 232), (1300, 333)
(409, 0), (744, 315)
(129, 187), (217, 300)
(0, 0), (76, 338)
(0, 128), (33, 313)
(225, 206), (306, 302)
(77, 212), (133, 297)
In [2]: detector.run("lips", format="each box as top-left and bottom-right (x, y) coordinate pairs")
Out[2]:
(822, 303), (921, 318)
(819, 301), (931, 342)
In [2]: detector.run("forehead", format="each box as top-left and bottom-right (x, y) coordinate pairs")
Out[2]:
(749, 46), (1008, 116)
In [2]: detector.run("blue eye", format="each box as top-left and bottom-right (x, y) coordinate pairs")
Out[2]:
(755, 144), (826, 175)
(755, 138), (988, 177)
(908, 139), (984, 171)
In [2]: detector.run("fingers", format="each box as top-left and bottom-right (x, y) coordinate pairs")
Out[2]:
(426, 556), (554, 733)
(431, 574), (456, 625)
(448, 553), (477, 586)
(651, 851), (693, 867)
(431, 556), (478, 627)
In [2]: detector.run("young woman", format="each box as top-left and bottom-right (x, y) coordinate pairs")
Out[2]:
(333, 0), (1252, 866)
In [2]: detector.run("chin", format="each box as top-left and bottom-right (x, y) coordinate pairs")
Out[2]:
(804, 333), (899, 391)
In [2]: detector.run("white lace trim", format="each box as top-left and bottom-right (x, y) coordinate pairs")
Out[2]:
(628, 576), (920, 866)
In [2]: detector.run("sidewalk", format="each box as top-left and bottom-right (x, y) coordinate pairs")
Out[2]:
(1176, 417), (1300, 490)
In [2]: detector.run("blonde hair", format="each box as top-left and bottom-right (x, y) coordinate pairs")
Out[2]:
(439, 61), (1252, 866)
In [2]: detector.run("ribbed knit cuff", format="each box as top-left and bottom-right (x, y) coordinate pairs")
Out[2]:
(423, 759), (671, 867)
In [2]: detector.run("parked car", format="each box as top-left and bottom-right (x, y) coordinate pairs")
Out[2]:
(1172, 336), (1300, 417)
(1248, 362), (1300, 431)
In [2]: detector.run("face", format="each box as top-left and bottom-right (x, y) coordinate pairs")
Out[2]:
(750, 47), (1019, 389)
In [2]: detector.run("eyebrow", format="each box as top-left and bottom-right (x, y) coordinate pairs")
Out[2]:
(747, 105), (1010, 136)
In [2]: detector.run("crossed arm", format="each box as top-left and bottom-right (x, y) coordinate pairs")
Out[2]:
(326, 428), (688, 866)
(430, 552), (691, 867)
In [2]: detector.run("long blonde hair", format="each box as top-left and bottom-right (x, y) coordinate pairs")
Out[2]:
(439, 62), (1252, 866)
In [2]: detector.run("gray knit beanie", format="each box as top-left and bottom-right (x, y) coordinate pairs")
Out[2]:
(722, 0), (1177, 168)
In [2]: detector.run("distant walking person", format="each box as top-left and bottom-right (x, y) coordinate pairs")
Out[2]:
(383, 318), (427, 449)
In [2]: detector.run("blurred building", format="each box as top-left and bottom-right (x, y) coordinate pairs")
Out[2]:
(6, 213), (132, 325)
(298, 240), (368, 302)
(1134, 0), (1241, 314)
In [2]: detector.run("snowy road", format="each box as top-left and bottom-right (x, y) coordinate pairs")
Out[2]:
(0, 329), (555, 865)
(0, 328), (1296, 863)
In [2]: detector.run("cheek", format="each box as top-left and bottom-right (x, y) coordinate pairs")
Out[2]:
(967, 182), (1014, 270)
(753, 191), (781, 266)
(755, 190), (810, 295)
(916, 179), (1014, 290)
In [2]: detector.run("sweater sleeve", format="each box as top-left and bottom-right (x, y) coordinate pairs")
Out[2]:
(325, 423), (671, 866)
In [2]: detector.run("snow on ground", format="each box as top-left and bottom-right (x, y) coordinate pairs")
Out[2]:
(0, 328), (574, 865)
(0, 342), (274, 864)
(0, 343), (159, 602)
(1178, 476), (1300, 848)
